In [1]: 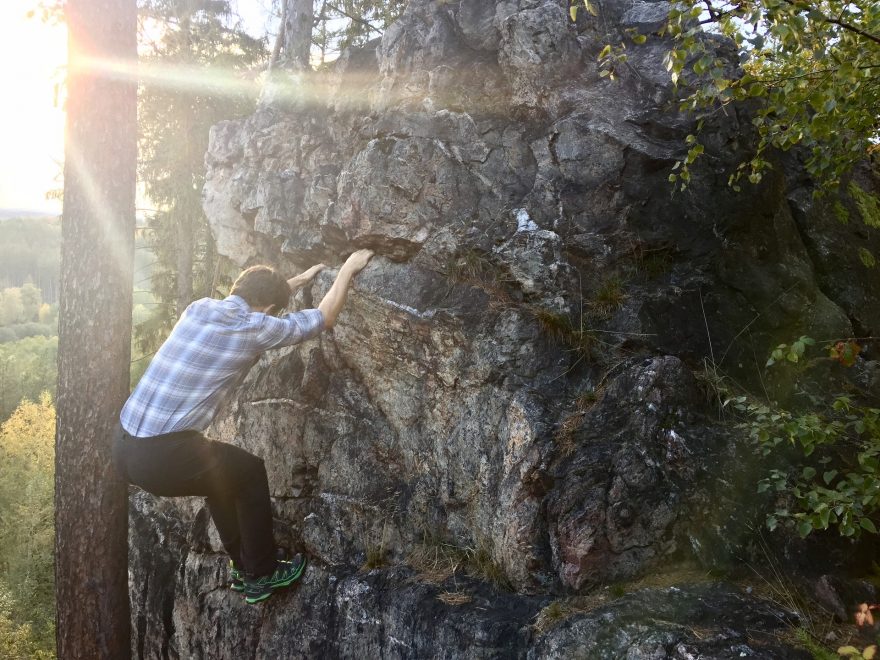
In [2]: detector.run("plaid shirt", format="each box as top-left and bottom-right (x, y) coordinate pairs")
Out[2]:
(120, 295), (324, 437)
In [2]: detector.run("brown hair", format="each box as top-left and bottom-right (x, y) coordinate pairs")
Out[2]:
(230, 265), (291, 312)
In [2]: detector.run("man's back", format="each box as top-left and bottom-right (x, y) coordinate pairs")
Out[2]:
(120, 295), (323, 437)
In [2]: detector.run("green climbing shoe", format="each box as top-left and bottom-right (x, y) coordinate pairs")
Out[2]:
(229, 561), (245, 592)
(244, 554), (306, 605)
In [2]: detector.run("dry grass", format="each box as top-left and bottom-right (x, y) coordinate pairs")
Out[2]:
(533, 594), (613, 636)
(360, 519), (393, 572)
(407, 539), (468, 585)
(554, 387), (604, 456)
(407, 535), (511, 590)
(575, 387), (603, 410)
(437, 591), (473, 606)
(444, 249), (514, 309)
(531, 307), (598, 358)
(533, 563), (716, 636)
(361, 544), (388, 571)
(589, 275), (626, 319)
(554, 412), (585, 457)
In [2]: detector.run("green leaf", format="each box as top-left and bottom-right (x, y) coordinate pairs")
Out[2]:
(584, 0), (599, 16)
(861, 518), (878, 534)
(823, 470), (838, 485)
(598, 44), (612, 60)
(859, 247), (876, 269)
(802, 466), (816, 480)
(797, 520), (814, 537)
(632, 34), (647, 45)
(570, 5), (578, 21)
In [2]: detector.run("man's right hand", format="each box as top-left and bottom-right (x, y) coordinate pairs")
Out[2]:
(318, 249), (375, 329)
(341, 249), (374, 275)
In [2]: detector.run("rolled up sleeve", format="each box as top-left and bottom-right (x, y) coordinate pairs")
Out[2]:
(255, 308), (325, 351)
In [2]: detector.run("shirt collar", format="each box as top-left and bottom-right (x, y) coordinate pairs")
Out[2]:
(225, 295), (250, 310)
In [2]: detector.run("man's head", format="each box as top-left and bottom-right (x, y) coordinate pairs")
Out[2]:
(230, 265), (291, 315)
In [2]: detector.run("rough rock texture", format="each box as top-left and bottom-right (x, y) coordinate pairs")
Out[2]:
(128, 0), (880, 657)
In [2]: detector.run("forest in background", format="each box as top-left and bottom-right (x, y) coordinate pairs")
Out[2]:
(0, 216), (59, 656)
(1, 2), (406, 656)
(0, 213), (157, 656)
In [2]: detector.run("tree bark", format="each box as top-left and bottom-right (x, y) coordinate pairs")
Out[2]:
(176, 213), (194, 316)
(282, 0), (314, 70)
(269, 0), (288, 69)
(56, 0), (136, 658)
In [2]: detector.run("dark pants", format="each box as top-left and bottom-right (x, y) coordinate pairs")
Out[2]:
(112, 426), (277, 577)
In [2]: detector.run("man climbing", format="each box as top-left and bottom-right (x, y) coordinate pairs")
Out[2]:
(113, 249), (374, 604)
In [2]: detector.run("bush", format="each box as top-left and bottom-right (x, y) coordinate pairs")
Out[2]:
(734, 337), (880, 538)
(7, 323), (54, 341)
(0, 322), (55, 344)
(0, 336), (58, 422)
(0, 396), (55, 654)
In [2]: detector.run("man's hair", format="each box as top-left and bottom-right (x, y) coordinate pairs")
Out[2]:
(230, 265), (291, 312)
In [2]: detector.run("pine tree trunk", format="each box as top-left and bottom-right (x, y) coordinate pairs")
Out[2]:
(176, 214), (193, 316)
(282, 0), (314, 69)
(204, 230), (216, 298)
(56, 0), (136, 657)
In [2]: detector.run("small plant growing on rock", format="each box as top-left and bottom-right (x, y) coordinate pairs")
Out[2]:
(407, 533), (511, 590)
(436, 591), (472, 606)
(531, 307), (599, 359)
(733, 336), (880, 538)
(444, 249), (514, 307)
(589, 275), (626, 319)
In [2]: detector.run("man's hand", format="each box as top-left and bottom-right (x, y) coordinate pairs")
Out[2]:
(302, 263), (326, 279)
(317, 250), (375, 329)
(340, 249), (374, 276)
(287, 263), (326, 292)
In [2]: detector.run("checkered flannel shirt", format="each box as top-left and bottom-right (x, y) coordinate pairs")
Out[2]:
(120, 295), (324, 437)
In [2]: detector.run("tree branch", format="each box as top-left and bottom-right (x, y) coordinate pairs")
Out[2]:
(324, 2), (382, 34)
(269, 0), (287, 69)
(780, 0), (880, 46)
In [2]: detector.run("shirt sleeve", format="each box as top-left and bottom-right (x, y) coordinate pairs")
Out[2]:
(254, 308), (325, 351)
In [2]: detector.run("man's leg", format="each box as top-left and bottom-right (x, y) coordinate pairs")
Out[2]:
(204, 442), (276, 577)
(115, 431), (276, 576)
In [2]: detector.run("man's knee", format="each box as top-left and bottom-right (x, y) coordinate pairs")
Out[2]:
(220, 443), (266, 481)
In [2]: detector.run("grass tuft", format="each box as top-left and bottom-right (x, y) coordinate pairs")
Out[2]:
(531, 308), (597, 358)
(589, 275), (626, 319)
(407, 534), (511, 590)
(437, 591), (472, 606)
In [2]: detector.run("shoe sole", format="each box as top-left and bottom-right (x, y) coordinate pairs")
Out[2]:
(245, 558), (307, 604)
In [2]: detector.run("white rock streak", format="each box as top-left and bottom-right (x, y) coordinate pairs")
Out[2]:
(514, 207), (539, 233)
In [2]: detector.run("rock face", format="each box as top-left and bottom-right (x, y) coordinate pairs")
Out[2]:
(129, 0), (880, 657)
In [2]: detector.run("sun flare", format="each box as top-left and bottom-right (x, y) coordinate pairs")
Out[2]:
(0, 4), (67, 214)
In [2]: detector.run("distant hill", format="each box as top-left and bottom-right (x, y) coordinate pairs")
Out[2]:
(0, 209), (59, 221)
(0, 215), (61, 302)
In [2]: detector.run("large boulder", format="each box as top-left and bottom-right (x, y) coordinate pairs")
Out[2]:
(128, 0), (880, 656)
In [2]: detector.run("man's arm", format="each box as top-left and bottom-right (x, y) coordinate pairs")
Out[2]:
(287, 264), (325, 293)
(318, 249), (374, 329)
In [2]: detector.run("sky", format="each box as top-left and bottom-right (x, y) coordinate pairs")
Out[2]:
(0, 1), (274, 216)
(0, 3), (67, 215)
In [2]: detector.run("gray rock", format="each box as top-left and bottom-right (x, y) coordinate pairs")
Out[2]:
(129, 0), (880, 656)
(621, 1), (676, 30)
